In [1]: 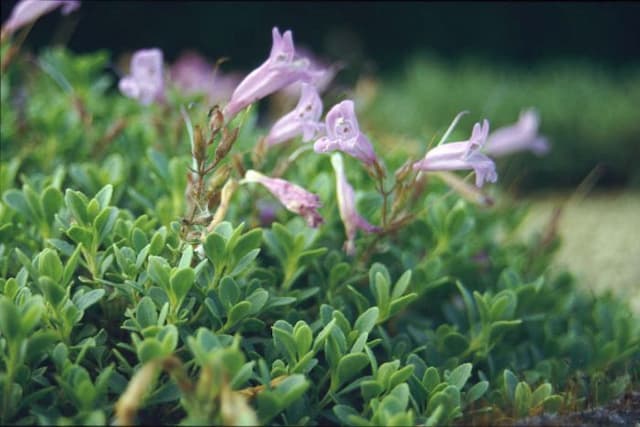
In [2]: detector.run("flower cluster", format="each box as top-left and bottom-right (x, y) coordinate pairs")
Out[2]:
(110, 26), (550, 255)
(222, 28), (323, 120)
(118, 48), (165, 106)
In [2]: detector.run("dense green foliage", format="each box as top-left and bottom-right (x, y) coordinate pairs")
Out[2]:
(363, 57), (640, 189)
(1, 46), (638, 426)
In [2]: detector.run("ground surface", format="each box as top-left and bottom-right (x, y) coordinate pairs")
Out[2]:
(521, 191), (640, 314)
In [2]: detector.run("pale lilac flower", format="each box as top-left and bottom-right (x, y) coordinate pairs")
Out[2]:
(265, 83), (324, 146)
(483, 109), (550, 157)
(413, 119), (497, 187)
(331, 154), (380, 255)
(1, 0), (80, 37)
(313, 100), (377, 166)
(223, 27), (320, 120)
(118, 48), (165, 106)
(170, 51), (241, 106)
(282, 47), (341, 97)
(243, 170), (323, 227)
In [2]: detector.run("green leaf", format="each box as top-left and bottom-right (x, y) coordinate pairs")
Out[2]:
(39, 277), (67, 308)
(20, 298), (44, 334)
(25, 331), (57, 364)
(73, 289), (105, 311)
(447, 363), (472, 390)
(372, 272), (390, 319)
(41, 186), (63, 221)
(149, 228), (167, 256)
(3, 189), (32, 219)
(131, 227), (148, 252)
(169, 267), (195, 303)
(38, 248), (64, 282)
(542, 395), (563, 413)
(65, 189), (89, 224)
(389, 365), (414, 390)
(465, 380), (489, 404)
(293, 321), (313, 358)
(388, 292), (418, 317)
(136, 297), (158, 329)
(137, 338), (165, 363)
(219, 276), (240, 309)
(246, 288), (269, 315)
(354, 307), (379, 336)
(94, 207), (119, 245)
(178, 244), (193, 268)
(257, 375), (309, 424)
(423, 367), (441, 393)
(229, 248), (260, 277)
(62, 245), (82, 286)
(532, 383), (552, 407)
(334, 353), (370, 390)
(147, 256), (170, 289)
(313, 318), (335, 352)
(272, 322), (297, 363)
(94, 184), (113, 209)
(334, 404), (372, 426)
(203, 232), (227, 269)
(361, 379), (384, 401)
(67, 225), (94, 248)
(442, 332), (469, 356)
(232, 228), (262, 260)
(503, 369), (519, 403)
(515, 381), (532, 418)
(158, 325), (178, 354)
(226, 301), (252, 329)
(0, 297), (21, 341)
(392, 270), (412, 299)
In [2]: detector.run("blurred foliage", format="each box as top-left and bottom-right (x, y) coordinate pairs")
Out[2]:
(362, 56), (640, 190)
(0, 46), (639, 426)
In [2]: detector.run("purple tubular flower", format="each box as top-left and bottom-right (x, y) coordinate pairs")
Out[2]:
(243, 170), (324, 228)
(1, 0), (80, 37)
(483, 109), (550, 157)
(265, 83), (324, 146)
(413, 119), (498, 187)
(331, 154), (380, 255)
(223, 27), (318, 120)
(118, 48), (165, 106)
(282, 47), (341, 98)
(313, 100), (377, 166)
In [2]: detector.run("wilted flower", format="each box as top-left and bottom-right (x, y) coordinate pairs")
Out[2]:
(119, 48), (165, 106)
(1, 0), (80, 37)
(483, 109), (550, 157)
(170, 51), (241, 106)
(223, 27), (321, 120)
(413, 119), (497, 187)
(313, 100), (377, 166)
(243, 170), (323, 227)
(331, 154), (380, 255)
(265, 83), (324, 146)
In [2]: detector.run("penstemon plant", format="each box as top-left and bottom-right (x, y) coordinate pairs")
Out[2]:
(0, 6), (638, 427)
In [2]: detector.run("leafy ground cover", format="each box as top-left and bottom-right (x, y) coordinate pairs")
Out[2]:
(1, 18), (639, 427)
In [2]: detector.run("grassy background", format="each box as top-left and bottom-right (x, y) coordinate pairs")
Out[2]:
(521, 192), (640, 314)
